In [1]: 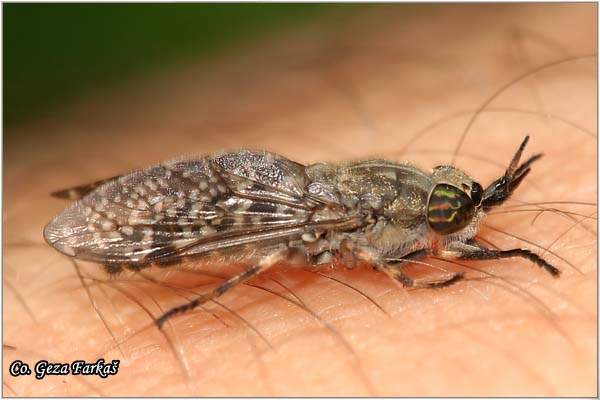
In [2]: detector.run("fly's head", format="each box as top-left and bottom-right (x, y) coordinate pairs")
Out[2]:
(426, 136), (540, 238)
(426, 166), (483, 236)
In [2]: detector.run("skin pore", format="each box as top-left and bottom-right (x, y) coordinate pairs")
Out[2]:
(3, 4), (597, 396)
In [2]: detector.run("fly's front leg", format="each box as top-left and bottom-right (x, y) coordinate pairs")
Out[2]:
(378, 249), (465, 289)
(443, 239), (560, 277)
(156, 248), (289, 328)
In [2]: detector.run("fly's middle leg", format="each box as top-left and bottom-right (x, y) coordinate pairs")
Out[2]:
(378, 249), (465, 289)
(156, 248), (290, 328)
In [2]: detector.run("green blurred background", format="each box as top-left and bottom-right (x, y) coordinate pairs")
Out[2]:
(4, 4), (346, 127)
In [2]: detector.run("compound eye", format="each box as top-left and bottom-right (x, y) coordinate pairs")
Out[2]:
(470, 181), (483, 206)
(427, 184), (475, 235)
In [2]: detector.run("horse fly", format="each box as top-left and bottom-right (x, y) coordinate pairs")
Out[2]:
(44, 135), (560, 328)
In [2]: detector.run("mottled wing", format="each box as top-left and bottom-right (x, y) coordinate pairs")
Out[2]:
(44, 150), (355, 265)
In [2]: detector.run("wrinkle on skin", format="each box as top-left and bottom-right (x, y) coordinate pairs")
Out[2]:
(3, 4), (596, 396)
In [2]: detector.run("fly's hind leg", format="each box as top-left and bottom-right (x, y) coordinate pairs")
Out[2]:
(156, 248), (289, 328)
(377, 249), (465, 289)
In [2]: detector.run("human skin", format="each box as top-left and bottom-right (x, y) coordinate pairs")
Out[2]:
(3, 4), (597, 396)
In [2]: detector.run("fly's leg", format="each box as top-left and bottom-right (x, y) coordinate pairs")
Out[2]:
(445, 239), (561, 277)
(156, 249), (288, 328)
(378, 249), (465, 289)
(401, 272), (465, 289)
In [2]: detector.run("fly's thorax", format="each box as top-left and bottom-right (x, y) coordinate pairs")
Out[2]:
(306, 159), (432, 212)
(305, 160), (435, 257)
(363, 216), (432, 257)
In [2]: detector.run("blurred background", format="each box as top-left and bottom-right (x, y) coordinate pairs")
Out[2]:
(4, 4), (348, 128)
(3, 3), (356, 132)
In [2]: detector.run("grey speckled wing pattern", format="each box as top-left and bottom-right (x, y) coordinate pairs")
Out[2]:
(44, 150), (358, 268)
